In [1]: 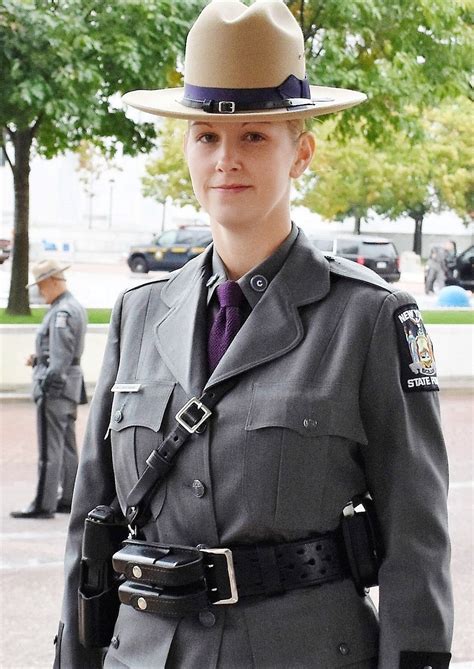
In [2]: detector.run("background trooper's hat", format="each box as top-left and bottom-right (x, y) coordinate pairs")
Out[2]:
(122, 0), (366, 122)
(26, 259), (70, 288)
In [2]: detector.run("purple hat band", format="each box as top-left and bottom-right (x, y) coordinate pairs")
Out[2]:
(181, 75), (317, 114)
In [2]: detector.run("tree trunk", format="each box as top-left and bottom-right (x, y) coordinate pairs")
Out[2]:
(353, 215), (362, 235)
(7, 129), (33, 315)
(412, 215), (423, 256)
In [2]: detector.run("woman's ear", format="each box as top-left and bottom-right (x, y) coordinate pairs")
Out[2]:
(290, 132), (316, 179)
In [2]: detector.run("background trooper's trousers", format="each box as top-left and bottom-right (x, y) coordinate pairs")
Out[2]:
(32, 396), (78, 512)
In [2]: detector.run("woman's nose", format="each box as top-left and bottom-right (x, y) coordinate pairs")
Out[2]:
(215, 140), (241, 172)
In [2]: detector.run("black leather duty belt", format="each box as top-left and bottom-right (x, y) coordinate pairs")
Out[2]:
(112, 532), (348, 617)
(38, 356), (81, 366)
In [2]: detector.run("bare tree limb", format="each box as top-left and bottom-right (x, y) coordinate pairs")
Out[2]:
(1, 139), (15, 172)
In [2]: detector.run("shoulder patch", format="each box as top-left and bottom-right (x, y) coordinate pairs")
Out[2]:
(55, 311), (69, 328)
(394, 304), (439, 392)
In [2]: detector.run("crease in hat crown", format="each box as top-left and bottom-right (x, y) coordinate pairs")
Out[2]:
(26, 259), (70, 288)
(121, 0), (367, 121)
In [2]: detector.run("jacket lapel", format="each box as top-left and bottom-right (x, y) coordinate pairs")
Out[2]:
(154, 248), (212, 397)
(205, 234), (331, 389)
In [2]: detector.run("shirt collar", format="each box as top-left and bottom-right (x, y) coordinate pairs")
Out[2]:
(51, 290), (70, 307)
(206, 222), (299, 308)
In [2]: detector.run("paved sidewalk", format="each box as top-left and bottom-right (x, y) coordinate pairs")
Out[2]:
(1, 391), (473, 667)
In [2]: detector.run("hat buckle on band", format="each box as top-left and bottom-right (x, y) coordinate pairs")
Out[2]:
(218, 101), (236, 114)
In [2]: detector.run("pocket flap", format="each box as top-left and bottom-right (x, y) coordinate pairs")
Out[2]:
(245, 383), (367, 445)
(109, 382), (175, 432)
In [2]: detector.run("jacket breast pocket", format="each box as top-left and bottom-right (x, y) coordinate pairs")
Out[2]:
(244, 383), (367, 531)
(108, 382), (175, 519)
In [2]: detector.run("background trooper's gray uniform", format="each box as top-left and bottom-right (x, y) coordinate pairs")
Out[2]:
(31, 290), (87, 513)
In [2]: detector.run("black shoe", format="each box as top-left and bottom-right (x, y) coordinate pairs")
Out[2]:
(56, 502), (72, 514)
(10, 508), (55, 519)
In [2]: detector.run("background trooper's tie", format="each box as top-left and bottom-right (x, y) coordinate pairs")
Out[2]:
(208, 280), (244, 374)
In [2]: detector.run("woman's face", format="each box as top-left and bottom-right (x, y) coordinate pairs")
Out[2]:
(184, 120), (314, 232)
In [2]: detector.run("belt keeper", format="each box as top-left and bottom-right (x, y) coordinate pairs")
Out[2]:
(256, 545), (284, 597)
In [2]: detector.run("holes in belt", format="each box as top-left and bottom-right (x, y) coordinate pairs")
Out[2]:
(300, 572), (308, 579)
(296, 548), (305, 555)
(306, 558), (316, 566)
(320, 568), (327, 575)
(316, 545), (322, 551)
(173, 436), (179, 442)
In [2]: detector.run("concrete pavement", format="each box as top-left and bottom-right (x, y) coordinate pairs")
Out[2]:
(0, 390), (473, 667)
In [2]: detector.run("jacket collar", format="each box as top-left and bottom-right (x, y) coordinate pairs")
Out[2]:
(154, 231), (331, 395)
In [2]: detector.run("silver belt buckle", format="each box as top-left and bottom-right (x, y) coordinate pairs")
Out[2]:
(200, 547), (239, 605)
(175, 397), (212, 434)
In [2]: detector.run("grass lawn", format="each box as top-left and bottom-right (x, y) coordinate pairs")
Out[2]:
(0, 308), (112, 324)
(1, 307), (473, 325)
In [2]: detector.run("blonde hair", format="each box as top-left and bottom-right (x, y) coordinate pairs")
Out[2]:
(287, 118), (313, 143)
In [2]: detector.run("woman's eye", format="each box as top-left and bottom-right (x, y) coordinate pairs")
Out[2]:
(244, 132), (265, 143)
(197, 133), (218, 144)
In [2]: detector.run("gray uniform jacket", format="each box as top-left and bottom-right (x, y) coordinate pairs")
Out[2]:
(33, 290), (87, 403)
(56, 232), (452, 669)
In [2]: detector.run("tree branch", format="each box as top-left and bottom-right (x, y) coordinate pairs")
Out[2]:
(1, 140), (15, 172)
(30, 114), (43, 138)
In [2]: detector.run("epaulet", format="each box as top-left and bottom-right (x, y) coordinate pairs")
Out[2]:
(123, 269), (180, 296)
(325, 255), (397, 293)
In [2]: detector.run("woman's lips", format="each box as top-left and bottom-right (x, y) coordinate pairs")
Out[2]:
(211, 184), (252, 194)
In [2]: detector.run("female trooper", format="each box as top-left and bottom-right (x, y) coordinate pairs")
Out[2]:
(55, 1), (453, 668)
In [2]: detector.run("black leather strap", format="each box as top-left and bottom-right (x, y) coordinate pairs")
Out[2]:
(38, 356), (80, 366)
(231, 533), (347, 597)
(181, 96), (315, 114)
(126, 377), (239, 527)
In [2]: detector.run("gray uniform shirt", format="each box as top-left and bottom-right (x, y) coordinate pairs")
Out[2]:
(33, 290), (87, 403)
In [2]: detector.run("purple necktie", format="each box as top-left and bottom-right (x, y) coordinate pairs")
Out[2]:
(208, 281), (244, 374)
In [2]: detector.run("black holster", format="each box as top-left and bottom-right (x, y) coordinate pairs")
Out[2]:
(341, 495), (384, 595)
(78, 505), (129, 648)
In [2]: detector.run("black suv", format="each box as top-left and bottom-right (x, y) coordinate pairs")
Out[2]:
(309, 234), (400, 283)
(127, 226), (212, 273)
(453, 244), (474, 291)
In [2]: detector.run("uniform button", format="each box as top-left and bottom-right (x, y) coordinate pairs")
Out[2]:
(303, 418), (318, 429)
(423, 666), (433, 669)
(111, 636), (120, 649)
(338, 643), (350, 656)
(114, 410), (123, 423)
(192, 480), (206, 498)
(250, 275), (268, 292)
(199, 610), (216, 627)
(196, 544), (208, 550)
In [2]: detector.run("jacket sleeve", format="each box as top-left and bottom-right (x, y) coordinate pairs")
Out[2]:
(53, 293), (124, 668)
(359, 290), (453, 669)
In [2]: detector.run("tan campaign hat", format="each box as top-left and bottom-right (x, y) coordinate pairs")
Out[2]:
(26, 259), (70, 288)
(122, 0), (366, 122)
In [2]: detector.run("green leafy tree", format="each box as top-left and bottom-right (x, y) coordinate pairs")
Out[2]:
(0, 0), (203, 313)
(298, 99), (473, 254)
(426, 98), (474, 223)
(286, 0), (472, 140)
(142, 118), (198, 209)
(295, 119), (382, 234)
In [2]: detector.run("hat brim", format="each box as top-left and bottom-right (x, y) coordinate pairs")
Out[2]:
(122, 85), (367, 122)
(26, 265), (70, 289)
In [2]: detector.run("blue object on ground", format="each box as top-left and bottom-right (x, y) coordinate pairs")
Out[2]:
(436, 285), (471, 307)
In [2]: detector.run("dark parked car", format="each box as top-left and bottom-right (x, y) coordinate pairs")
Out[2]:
(309, 234), (401, 283)
(453, 244), (474, 291)
(127, 226), (212, 273)
(0, 238), (11, 264)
